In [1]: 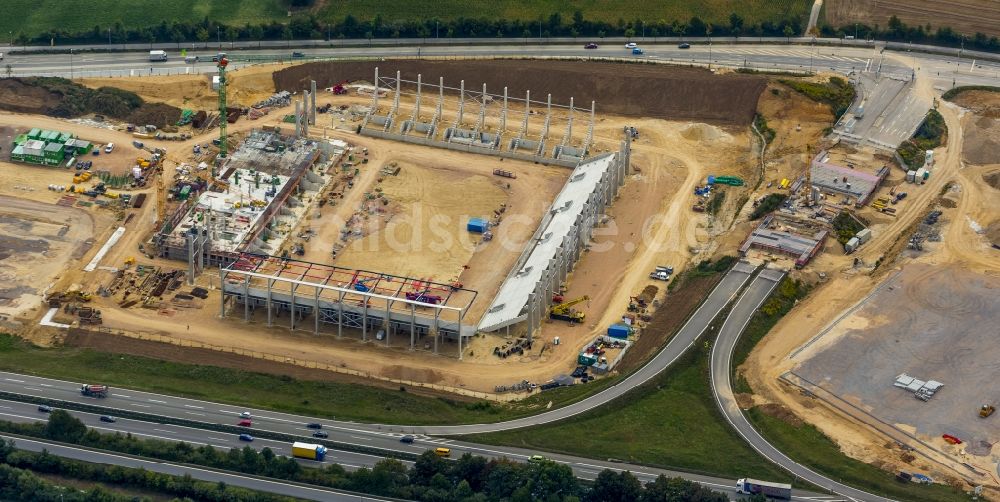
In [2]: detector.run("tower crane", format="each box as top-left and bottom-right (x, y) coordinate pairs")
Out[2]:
(217, 56), (229, 158)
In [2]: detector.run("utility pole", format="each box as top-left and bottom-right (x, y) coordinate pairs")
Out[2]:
(107, 27), (111, 51)
(69, 49), (73, 79)
(217, 26), (221, 49)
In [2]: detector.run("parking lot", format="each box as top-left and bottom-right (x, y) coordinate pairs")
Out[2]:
(792, 263), (1000, 456)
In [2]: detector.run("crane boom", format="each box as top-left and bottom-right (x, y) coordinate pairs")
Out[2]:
(550, 295), (589, 314)
(217, 57), (229, 158)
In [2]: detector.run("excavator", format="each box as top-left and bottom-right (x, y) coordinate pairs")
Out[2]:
(548, 295), (589, 324)
(980, 404), (995, 418)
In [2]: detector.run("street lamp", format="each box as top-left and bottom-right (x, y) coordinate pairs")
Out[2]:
(217, 26), (221, 49)
(107, 27), (111, 51)
(69, 49), (74, 79)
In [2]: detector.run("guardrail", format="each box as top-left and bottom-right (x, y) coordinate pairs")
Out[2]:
(0, 389), (422, 462)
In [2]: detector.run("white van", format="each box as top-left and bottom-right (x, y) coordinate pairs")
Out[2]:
(149, 50), (167, 62)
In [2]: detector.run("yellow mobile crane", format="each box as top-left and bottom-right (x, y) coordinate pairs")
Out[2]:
(549, 295), (589, 324)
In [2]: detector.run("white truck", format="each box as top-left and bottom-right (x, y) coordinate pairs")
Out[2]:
(148, 50), (168, 62)
(735, 478), (792, 499)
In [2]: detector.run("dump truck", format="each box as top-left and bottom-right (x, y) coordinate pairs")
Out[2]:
(735, 478), (792, 499)
(291, 442), (327, 461)
(80, 384), (109, 398)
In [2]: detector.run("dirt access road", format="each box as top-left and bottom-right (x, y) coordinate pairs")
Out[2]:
(742, 65), (1000, 490)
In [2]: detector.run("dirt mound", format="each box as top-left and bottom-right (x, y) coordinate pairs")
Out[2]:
(963, 116), (1000, 165)
(756, 403), (804, 426)
(0, 79), (59, 114)
(680, 123), (729, 141)
(983, 170), (1000, 190)
(127, 102), (184, 128)
(0, 77), (182, 128)
(274, 60), (767, 125)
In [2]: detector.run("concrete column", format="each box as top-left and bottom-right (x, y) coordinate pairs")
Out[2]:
(457, 80), (465, 125)
(362, 295), (368, 342)
(310, 80), (317, 125)
(433, 309), (440, 354)
(414, 73), (422, 120)
(410, 304), (416, 350)
(266, 280), (273, 326)
(458, 310), (465, 360)
(501, 86), (508, 132)
(314, 290), (320, 334)
(243, 278), (250, 321)
(294, 100), (301, 138)
(385, 297), (392, 346)
(337, 290), (345, 338)
(219, 269), (228, 318)
(289, 283), (297, 330)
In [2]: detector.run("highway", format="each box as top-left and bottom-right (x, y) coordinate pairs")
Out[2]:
(0, 263), (758, 437)
(710, 268), (891, 502)
(0, 398), (842, 501)
(2, 434), (397, 501)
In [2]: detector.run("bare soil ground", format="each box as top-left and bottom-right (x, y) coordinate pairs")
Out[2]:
(274, 60), (768, 125)
(0, 197), (95, 320)
(741, 70), (1000, 490)
(826, 0), (1000, 38)
(0, 78), (182, 128)
(949, 90), (1000, 165)
(78, 63), (282, 110)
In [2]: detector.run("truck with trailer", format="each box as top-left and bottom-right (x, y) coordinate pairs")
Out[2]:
(291, 442), (327, 461)
(148, 50), (168, 62)
(80, 384), (109, 398)
(735, 478), (792, 499)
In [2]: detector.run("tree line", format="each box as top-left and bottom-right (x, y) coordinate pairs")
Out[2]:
(819, 15), (1000, 52)
(0, 410), (766, 501)
(14, 12), (803, 47)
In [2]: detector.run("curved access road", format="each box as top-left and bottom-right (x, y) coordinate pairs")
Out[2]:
(0, 262), (757, 437)
(710, 267), (894, 502)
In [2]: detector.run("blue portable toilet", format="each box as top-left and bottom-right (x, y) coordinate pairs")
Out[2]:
(607, 324), (631, 339)
(467, 217), (488, 234)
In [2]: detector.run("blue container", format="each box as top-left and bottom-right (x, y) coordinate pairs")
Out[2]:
(607, 324), (631, 339)
(467, 217), (488, 234)
(707, 175), (716, 185)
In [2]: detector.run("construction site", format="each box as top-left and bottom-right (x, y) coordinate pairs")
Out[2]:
(0, 54), (769, 392)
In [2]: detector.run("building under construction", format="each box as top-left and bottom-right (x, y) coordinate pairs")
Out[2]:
(360, 67), (596, 167)
(219, 253), (478, 357)
(156, 130), (338, 272)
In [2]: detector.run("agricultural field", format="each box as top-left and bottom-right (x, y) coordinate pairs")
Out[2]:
(0, 0), (812, 43)
(825, 0), (1000, 38)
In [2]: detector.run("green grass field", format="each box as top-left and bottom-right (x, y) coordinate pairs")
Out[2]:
(0, 0), (811, 42)
(468, 344), (794, 482)
(0, 333), (616, 425)
(746, 409), (967, 502)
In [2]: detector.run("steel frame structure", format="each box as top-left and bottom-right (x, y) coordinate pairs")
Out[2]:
(219, 253), (477, 358)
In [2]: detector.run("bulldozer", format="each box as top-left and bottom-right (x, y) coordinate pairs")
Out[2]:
(980, 404), (995, 418)
(548, 295), (589, 324)
(46, 290), (92, 307)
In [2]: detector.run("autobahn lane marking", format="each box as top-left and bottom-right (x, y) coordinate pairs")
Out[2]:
(130, 403), (150, 408)
(186, 412), (205, 416)
(0, 411), (49, 421)
(114, 394), (131, 398)
(153, 428), (174, 434)
(207, 437), (229, 442)
(5, 379), (25, 383)
(39, 384), (52, 387)
(148, 399), (167, 404)
(184, 405), (203, 409)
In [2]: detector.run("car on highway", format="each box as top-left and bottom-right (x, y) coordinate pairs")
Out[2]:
(625, 42), (637, 49)
(306, 422), (322, 429)
(212, 52), (227, 62)
(99, 415), (116, 423)
(292, 51), (305, 58)
(528, 455), (547, 464)
(678, 43), (691, 49)
(239, 411), (252, 419)
(312, 431), (329, 438)
(399, 434), (415, 443)
(584, 43), (598, 49)
(37, 405), (52, 413)
(237, 419), (252, 427)
(433, 447), (451, 457)
(238, 433), (254, 442)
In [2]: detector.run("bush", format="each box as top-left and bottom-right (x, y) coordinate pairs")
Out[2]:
(831, 211), (866, 245)
(749, 193), (786, 220)
(778, 76), (856, 117)
(896, 109), (946, 169)
(753, 114), (776, 144)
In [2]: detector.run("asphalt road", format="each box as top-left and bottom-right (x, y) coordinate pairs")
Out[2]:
(1, 433), (397, 501)
(0, 263), (757, 437)
(710, 268), (893, 502)
(0, 398), (842, 501)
